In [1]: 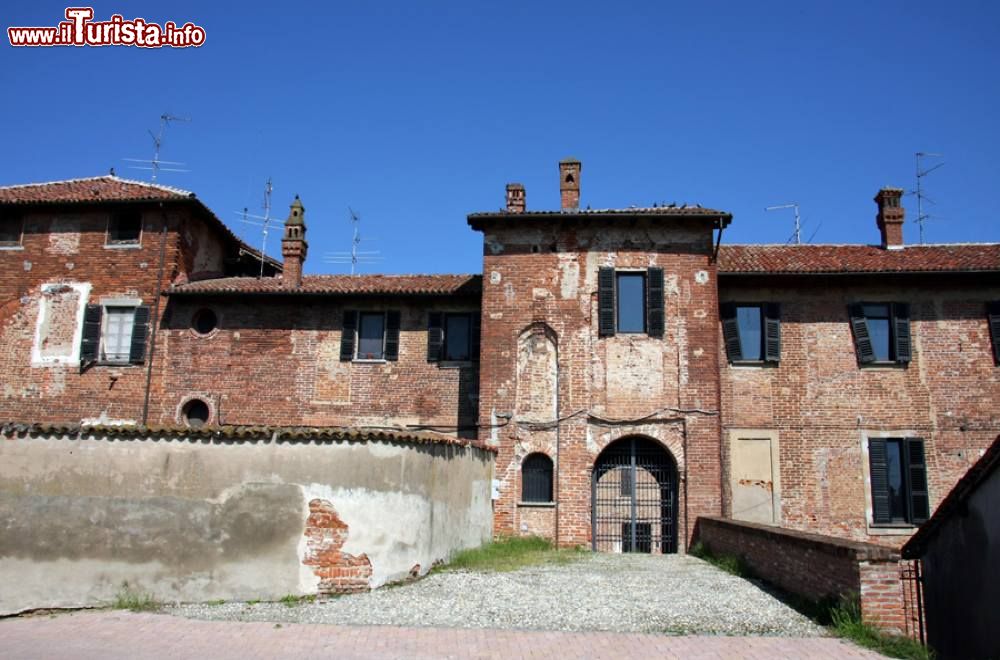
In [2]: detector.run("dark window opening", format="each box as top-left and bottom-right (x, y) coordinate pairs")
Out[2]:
(107, 211), (142, 245)
(182, 399), (210, 428)
(736, 305), (764, 361)
(616, 272), (646, 333)
(620, 467), (633, 497)
(444, 313), (472, 361)
(0, 213), (23, 246)
(868, 437), (929, 526)
(885, 439), (906, 522)
(863, 304), (893, 361)
(357, 312), (386, 360)
(850, 302), (910, 366)
(192, 308), (218, 336)
(565, 174), (574, 183)
(521, 453), (553, 503)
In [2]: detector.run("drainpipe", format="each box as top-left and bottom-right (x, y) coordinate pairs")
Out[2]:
(554, 342), (560, 548)
(141, 202), (169, 426)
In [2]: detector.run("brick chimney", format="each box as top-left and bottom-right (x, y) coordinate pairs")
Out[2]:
(506, 183), (526, 213)
(875, 187), (905, 249)
(559, 158), (581, 211)
(281, 195), (307, 288)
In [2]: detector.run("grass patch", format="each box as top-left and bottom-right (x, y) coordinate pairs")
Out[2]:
(437, 536), (586, 573)
(827, 594), (933, 660)
(689, 541), (755, 578)
(112, 583), (160, 612)
(278, 594), (316, 607)
(205, 599), (225, 606)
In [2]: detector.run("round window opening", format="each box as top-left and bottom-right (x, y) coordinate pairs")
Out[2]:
(192, 308), (218, 335)
(182, 399), (210, 428)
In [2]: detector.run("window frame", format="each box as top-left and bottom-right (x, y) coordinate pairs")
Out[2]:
(614, 270), (647, 334)
(355, 311), (387, 361)
(866, 436), (929, 528)
(0, 211), (24, 249)
(521, 453), (554, 504)
(442, 312), (474, 362)
(105, 211), (143, 248)
(862, 303), (895, 363)
(100, 305), (138, 365)
(733, 303), (766, 363)
(850, 301), (911, 366)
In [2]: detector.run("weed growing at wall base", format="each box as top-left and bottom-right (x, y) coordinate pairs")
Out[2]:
(112, 583), (160, 612)
(829, 595), (933, 660)
(438, 536), (586, 572)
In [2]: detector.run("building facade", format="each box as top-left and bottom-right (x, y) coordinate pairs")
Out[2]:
(2, 163), (998, 553)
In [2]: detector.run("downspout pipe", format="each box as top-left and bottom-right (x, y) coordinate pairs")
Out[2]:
(141, 202), (169, 425)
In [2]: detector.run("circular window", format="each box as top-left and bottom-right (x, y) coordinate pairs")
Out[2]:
(192, 308), (218, 336)
(182, 399), (210, 428)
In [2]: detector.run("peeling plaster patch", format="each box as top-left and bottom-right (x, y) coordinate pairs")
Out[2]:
(558, 255), (579, 299)
(489, 312), (503, 320)
(47, 218), (81, 255)
(694, 270), (709, 285)
(31, 282), (91, 367)
(490, 271), (501, 284)
(665, 274), (680, 296)
(532, 288), (550, 300)
(503, 282), (516, 304)
(23, 261), (31, 272)
(80, 414), (137, 426)
(694, 309), (707, 319)
(299, 497), (373, 595)
(65, 262), (74, 271)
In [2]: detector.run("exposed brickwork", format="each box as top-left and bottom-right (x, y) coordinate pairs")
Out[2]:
(302, 498), (373, 595)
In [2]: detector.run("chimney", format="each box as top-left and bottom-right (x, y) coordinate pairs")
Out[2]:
(875, 187), (905, 249)
(559, 158), (581, 211)
(281, 195), (307, 288)
(505, 183), (526, 213)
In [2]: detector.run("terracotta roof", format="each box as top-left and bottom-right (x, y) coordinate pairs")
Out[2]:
(168, 274), (482, 296)
(902, 435), (1000, 559)
(468, 205), (732, 227)
(0, 175), (280, 271)
(718, 244), (1000, 275)
(0, 422), (496, 453)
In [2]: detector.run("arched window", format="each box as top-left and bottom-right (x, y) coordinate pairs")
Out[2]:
(522, 453), (553, 503)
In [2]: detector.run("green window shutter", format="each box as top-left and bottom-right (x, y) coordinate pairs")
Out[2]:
(598, 267), (615, 337)
(905, 438), (930, 524)
(470, 312), (481, 361)
(849, 303), (876, 364)
(869, 438), (892, 524)
(128, 305), (151, 364)
(384, 311), (401, 361)
(427, 312), (443, 362)
(988, 302), (1000, 364)
(80, 304), (103, 365)
(720, 302), (741, 363)
(764, 303), (782, 363)
(646, 267), (664, 338)
(893, 303), (912, 364)
(340, 310), (357, 361)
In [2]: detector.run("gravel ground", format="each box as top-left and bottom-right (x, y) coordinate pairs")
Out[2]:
(167, 554), (824, 636)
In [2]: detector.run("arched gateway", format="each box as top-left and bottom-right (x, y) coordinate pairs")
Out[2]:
(592, 437), (679, 553)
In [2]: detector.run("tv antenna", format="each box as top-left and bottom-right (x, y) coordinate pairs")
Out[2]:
(323, 207), (383, 275)
(123, 113), (191, 182)
(234, 177), (276, 279)
(766, 203), (801, 244)
(912, 152), (944, 244)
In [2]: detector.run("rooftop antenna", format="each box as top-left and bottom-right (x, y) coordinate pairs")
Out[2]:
(234, 177), (276, 279)
(323, 207), (383, 275)
(123, 113), (191, 182)
(766, 203), (801, 244)
(912, 152), (944, 245)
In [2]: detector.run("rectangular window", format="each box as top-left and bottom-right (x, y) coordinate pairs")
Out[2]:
(849, 302), (910, 365)
(101, 306), (136, 363)
(107, 211), (142, 245)
(736, 305), (763, 361)
(616, 272), (646, 333)
(0, 212), (23, 247)
(444, 313), (471, 361)
(721, 302), (781, 364)
(863, 304), (892, 361)
(357, 312), (385, 360)
(868, 437), (929, 526)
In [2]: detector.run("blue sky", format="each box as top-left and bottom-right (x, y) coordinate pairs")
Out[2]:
(2, 1), (998, 275)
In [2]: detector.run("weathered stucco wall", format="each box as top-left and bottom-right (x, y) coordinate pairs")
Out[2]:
(0, 431), (493, 614)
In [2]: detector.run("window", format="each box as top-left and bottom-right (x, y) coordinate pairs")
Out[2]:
(427, 312), (480, 362)
(106, 211), (142, 245)
(988, 302), (1000, 364)
(521, 453), (553, 503)
(868, 437), (929, 526)
(339, 310), (400, 361)
(191, 308), (218, 336)
(0, 212), (23, 247)
(849, 302), (911, 365)
(80, 304), (151, 366)
(182, 399), (211, 428)
(597, 267), (664, 338)
(721, 303), (781, 364)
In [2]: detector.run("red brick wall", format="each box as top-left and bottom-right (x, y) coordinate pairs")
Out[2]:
(476, 217), (723, 549)
(720, 275), (1000, 545)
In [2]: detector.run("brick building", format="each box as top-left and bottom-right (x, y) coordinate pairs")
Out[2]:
(2, 163), (998, 555)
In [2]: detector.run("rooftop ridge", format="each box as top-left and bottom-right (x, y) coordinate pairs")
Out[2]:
(0, 174), (194, 198)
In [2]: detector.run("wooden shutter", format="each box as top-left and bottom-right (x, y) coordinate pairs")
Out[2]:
(340, 310), (357, 361)
(720, 302), (742, 363)
(988, 302), (1000, 364)
(470, 312), (481, 361)
(764, 303), (781, 363)
(384, 311), (401, 361)
(427, 312), (443, 362)
(80, 304), (103, 365)
(849, 303), (876, 364)
(905, 438), (930, 524)
(128, 305), (151, 364)
(893, 303), (912, 364)
(868, 438), (892, 524)
(646, 267), (665, 338)
(598, 267), (615, 337)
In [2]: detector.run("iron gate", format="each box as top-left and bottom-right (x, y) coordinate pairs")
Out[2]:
(591, 437), (678, 554)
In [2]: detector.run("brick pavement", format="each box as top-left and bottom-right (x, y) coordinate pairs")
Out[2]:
(0, 611), (883, 659)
